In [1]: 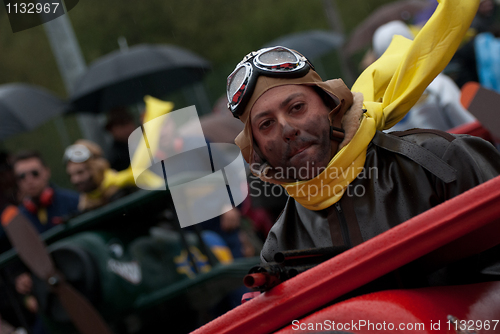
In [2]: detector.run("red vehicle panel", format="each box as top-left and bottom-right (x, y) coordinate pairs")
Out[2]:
(194, 175), (500, 334)
(278, 282), (500, 333)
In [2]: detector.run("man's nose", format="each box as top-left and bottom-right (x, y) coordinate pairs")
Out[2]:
(23, 174), (37, 182)
(282, 122), (299, 142)
(70, 175), (79, 184)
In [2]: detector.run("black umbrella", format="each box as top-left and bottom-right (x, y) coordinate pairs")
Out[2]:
(0, 83), (67, 141)
(69, 44), (211, 113)
(264, 30), (344, 60)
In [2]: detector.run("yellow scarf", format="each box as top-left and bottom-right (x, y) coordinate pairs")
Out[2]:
(284, 0), (479, 210)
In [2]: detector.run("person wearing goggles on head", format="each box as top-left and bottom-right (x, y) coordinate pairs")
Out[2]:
(65, 96), (179, 211)
(229, 0), (500, 284)
(64, 139), (141, 211)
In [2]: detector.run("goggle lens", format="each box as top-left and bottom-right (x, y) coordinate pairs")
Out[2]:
(64, 144), (92, 163)
(228, 65), (248, 100)
(256, 48), (298, 69)
(227, 63), (252, 110)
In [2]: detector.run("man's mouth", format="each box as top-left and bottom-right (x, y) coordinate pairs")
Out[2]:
(289, 142), (313, 159)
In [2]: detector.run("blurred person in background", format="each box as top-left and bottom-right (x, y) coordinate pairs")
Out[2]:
(371, 20), (476, 132)
(13, 150), (79, 234)
(474, 24), (500, 93)
(412, 0), (498, 33)
(12, 150), (79, 333)
(446, 24), (500, 90)
(65, 139), (138, 211)
(105, 107), (137, 171)
(471, 0), (499, 34)
(0, 151), (17, 253)
(445, 0), (500, 88)
(0, 151), (27, 334)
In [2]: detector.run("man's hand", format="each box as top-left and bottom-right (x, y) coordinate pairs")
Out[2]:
(15, 273), (32, 295)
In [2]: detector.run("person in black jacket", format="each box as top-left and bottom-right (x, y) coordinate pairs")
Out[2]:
(105, 107), (137, 171)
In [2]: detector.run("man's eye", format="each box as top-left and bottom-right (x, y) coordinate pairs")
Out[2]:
(260, 120), (273, 130)
(290, 103), (304, 113)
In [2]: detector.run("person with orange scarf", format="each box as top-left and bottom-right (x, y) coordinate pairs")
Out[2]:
(227, 0), (500, 273)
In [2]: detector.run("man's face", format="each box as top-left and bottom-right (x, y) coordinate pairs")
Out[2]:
(250, 85), (332, 180)
(66, 162), (97, 193)
(14, 158), (50, 198)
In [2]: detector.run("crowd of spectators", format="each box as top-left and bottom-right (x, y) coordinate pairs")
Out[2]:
(0, 102), (276, 333)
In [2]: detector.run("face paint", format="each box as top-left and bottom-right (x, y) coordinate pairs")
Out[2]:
(251, 85), (332, 181)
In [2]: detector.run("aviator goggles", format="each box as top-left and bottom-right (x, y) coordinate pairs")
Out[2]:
(227, 46), (314, 118)
(63, 144), (93, 164)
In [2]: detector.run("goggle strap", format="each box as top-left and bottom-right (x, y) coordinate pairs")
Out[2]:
(330, 126), (345, 142)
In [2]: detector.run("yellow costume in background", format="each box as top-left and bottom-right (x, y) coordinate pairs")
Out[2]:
(78, 96), (173, 211)
(104, 96), (173, 190)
